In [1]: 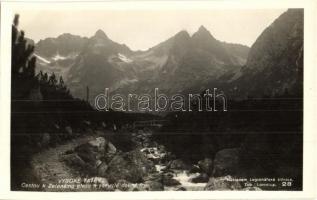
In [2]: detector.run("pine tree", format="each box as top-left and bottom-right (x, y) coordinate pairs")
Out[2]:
(26, 56), (36, 77)
(48, 73), (57, 86)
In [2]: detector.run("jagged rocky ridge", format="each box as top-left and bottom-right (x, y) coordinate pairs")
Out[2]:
(34, 9), (303, 102)
(35, 25), (250, 101)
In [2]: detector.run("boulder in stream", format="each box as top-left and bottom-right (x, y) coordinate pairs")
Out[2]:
(198, 158), (213, 175)
(213, 148), (240, 177)
(144, 180), (164, 191)
(188, 165), (201, 174)
(190, 173), (209, 183)
(176, 186), (187, 191)
(163, 176), (181, 186)
(105, 150), (155, 183)
(167, 159), (190, 170)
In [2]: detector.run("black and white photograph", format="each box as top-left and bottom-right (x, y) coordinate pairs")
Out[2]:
(0, 1), (316, 198)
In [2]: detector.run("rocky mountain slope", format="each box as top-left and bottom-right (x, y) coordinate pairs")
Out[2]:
(34, 26), (249, 101)
(34, 9), (303, 103)
(115, 26), (249, 96)
(225, 9), (304, 98)
(65, 30), (136, 99)
(34, 33), (88, 79)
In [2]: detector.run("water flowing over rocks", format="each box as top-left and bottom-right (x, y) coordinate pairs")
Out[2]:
(29, 128), (266, 191)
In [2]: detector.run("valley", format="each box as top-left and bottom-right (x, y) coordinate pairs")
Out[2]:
(10, 9), (304, 191)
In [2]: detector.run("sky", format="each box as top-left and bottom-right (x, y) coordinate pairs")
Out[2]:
(16, 9), (287, 51)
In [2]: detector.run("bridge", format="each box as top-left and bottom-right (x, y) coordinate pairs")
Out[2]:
(133, 120), (168, 129)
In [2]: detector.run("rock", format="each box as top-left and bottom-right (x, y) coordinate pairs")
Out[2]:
(144, 180), (164, 191)
(163, 172), (174, 179)
(189, 165), (201, 174)
(163, 177), (181, 186)
(106, 141), (117, 155)
(61, 153), (86, 169)
(204, 175), (242, 191)
(88, 137), (106, 153)
(213, 148), (240, 177)
(97, 162), (108, 177)
(161, 168), (174, 174)
(75, 137), (117, 166)
(190, 173), (209, 183)
(168, 159), (189, 170)
(141, 147), (164, 163)
(144, 172), (161, 181)
(105, 150), (154, 183)
(198, 158), (213, 175)
(96, 159), (102, 167)
(75, 143), (98, 165)
(176, 187), (187, 191)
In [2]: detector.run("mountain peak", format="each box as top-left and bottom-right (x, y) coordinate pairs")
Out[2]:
(174, 30), (191, 40)
(58, 33), (76, 38)
(198, 25), (208, 32)
(192, 25), (215, 40)
(94, 29), (108, 39)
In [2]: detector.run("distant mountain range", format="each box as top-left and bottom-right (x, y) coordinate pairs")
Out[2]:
(34, 9), (303, 103)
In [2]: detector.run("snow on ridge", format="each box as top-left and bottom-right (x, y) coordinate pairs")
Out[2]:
(52, 52), (79, 61)
(52, 54), (67, 61)
(34, 53), (50, 64)
(118, 53), (133, 63)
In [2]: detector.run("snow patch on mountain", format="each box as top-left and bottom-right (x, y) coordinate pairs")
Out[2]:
(52, 54), (67, 61)
(118, 53), (133, 63)
(34, 53), (50, 64)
